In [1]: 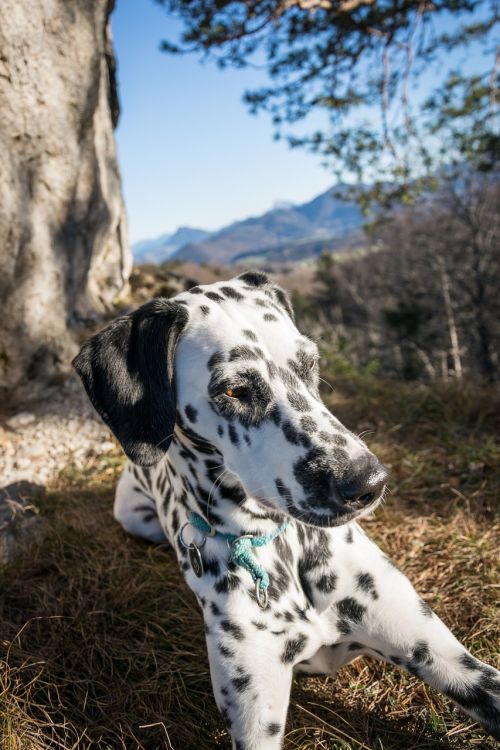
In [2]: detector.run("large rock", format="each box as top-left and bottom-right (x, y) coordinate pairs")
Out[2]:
(0, 0), (131, 394)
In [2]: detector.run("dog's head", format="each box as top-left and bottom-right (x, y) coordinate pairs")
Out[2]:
(73, 272), (387, 527)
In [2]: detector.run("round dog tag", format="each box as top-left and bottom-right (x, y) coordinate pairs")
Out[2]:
(189, 544), (204, 578)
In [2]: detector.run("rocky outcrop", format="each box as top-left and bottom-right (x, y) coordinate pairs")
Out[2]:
(0, 0), (131, 395)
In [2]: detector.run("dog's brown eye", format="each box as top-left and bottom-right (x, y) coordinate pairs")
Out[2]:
(224, 386), (247, 399)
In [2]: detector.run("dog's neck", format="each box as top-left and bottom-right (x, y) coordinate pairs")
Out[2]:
(163, 424), (287, 538)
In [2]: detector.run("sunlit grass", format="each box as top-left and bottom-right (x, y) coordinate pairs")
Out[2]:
(0, 378), (498, 749)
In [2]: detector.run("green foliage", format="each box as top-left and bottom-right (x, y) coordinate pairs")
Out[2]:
(156, 0), (499, 205)
(318, 331), (380, 379)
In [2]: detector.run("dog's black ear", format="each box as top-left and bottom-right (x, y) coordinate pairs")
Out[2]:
(72, 299), (189, 466)
(238, 271), (295, 322)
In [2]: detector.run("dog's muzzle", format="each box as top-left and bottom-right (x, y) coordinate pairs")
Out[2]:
(336, 454), (388, 510)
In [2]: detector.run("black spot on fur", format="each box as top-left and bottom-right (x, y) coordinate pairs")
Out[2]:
(217, 424), (224, 437)
(171, 507), (180, 534)
(204, 558), (221, 577)
(215, 574), (241, 594)
(200, 305), (210, 316)
(460, 653), (480, 671)
(238, 271), (269, 287)
(295, 446), (345, 507)
(300, 416), (317, 433)
(411, 640), (433, 665)
(232, 673), (251, 692)
(219, 481), (246, 504)
(269, 405), (281, 425)
(210, 601), (221, 616)
(189, 286), (203, 294)
(336, 597), (366, 635)
(207, 351), (225, 370)
(287, 390), (310, 412)
(316, 572), (338, 594)
(345, 527), (354, 543)
(221, 286), (244, 301)
(229, 345), (258, 361)
(242, 329), (257, 341)
(319, 431), (347, 447)
(273, 286), (295, 321)
(444, 681), (499, 732)
(205, 291), (224, 302)
(266, 360), (278, 379)
(281, 633), (308, 663)
(419, 598), (434, 617)
(185, 404), (198, 423)
(282, 421), (310, 448)
(267, 723), (281, 737)
(356, 572), (378, 600)
(220, 620), (244, 640)
(278, 367), (300, 389)
(228, 424), (239, 446)
(218, 643), (235, 658)
(251, 620), (267, 630)
(264, 313), (278, 322)
(275, 478), (292, 502)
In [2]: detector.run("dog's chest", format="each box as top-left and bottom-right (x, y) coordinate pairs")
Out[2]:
(142, 456), (358, 610)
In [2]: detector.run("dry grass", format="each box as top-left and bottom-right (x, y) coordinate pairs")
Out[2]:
(1, 378), (499, 750)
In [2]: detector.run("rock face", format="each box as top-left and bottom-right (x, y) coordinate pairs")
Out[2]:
(0, 0), (131, 395)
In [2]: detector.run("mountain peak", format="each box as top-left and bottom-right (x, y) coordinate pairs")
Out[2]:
(172, 185), (364, 265)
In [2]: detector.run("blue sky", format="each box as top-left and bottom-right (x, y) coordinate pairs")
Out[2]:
(113, 0), (493, 245)
(113, 1), (334, 244)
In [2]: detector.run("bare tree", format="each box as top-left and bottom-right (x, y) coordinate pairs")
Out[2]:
(302, 173), (499, 381)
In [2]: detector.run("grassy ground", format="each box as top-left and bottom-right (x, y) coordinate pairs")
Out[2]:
(1, 378), (499, 750)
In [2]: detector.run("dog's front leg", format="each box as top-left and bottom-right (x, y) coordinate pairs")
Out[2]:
(204, 605), (293, 750)
(339, 528), (500, 740)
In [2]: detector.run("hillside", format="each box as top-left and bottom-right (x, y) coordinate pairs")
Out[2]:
(132, 226), (209, 264)
(171, 185), (364, 264)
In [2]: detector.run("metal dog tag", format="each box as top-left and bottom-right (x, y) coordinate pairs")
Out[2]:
(189, 544), (204, 578)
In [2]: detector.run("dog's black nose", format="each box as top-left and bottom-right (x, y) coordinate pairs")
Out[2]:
(337, 456), (388, 508)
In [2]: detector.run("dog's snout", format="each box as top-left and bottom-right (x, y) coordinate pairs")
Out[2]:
(337, 456), (388, 508)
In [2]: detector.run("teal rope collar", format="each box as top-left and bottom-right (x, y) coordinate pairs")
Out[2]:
(187, 511), (290, 603)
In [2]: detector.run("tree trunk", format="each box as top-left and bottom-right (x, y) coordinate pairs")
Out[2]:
(0, 0), (131, 396)
(436, 256), (463, 380)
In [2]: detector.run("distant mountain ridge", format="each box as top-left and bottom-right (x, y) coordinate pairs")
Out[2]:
(133, 226), (210, 264)
(133, 185), (365, 265)
(173, 185), (364, 264)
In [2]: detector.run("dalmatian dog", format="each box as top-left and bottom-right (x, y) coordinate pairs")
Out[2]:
(73, 271), (500, 749)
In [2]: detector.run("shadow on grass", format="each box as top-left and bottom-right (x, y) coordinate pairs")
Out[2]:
(1, 379), (499, 749)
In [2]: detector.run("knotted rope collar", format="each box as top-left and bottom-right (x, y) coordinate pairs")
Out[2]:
(184, 511), (290, 608)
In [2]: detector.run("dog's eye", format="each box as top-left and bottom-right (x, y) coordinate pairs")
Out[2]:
(224, 386), (246, 399)
(308, 356), (318, 371)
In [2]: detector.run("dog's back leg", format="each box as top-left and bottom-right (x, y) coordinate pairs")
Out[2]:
(113, 463), (167, 544)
